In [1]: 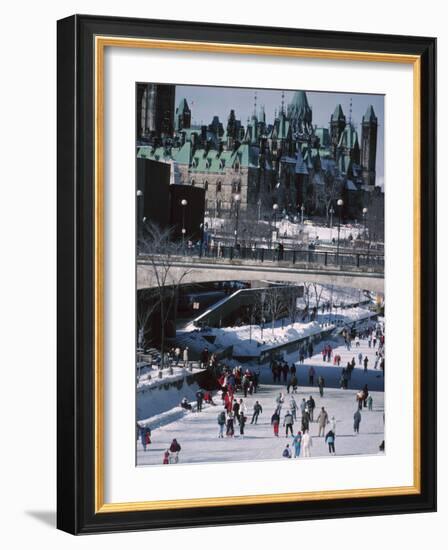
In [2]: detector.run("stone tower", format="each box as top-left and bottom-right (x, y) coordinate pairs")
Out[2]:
(175, 98), (191, 132)
(361, 105), (378, 187)
(330, 104), (346, 157)
(138, 83), (175, 140)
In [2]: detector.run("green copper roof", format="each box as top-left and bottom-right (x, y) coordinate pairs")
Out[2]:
(173, 142), (192, 165)
(176, 97), (190, 113)
(331, 104), (345, 121)
(363, 105), (377, 123)
(288, 91), (312, 123)
(338, 124), (359, 150)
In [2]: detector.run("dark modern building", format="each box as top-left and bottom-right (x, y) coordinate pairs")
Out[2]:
(136, 157), (171, 236)
(169, 184), (206, 243)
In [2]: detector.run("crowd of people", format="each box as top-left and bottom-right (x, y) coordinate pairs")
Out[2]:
(138, 320), (385, 464)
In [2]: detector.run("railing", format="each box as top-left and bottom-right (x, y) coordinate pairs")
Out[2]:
(176, 245), (384, 270)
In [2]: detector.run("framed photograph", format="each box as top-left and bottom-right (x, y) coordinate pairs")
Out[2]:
(57, 15), (436, 534)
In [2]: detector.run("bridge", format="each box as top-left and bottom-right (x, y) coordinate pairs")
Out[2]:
(137, 250), (384, 293)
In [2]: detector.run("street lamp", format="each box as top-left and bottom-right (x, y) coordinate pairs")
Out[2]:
(329, 205), (335, 242)
(233, 194), (241, 248)
(336, 198), (344, 264)
(300, 204), (305, 226)
(181, 199), (188, 251)
(362, 207), (368, 240)
(272, 203), (279, 248)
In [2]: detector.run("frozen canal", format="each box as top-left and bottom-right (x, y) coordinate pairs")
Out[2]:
(137, 386), (384, 466)
(137, 331), (385, 466)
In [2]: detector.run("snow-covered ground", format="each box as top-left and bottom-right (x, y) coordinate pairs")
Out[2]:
(137, 336), (384, 466)
(137, 364), (203, 391)
(190, 306), (377, 357)
(137, 385), (384, 466)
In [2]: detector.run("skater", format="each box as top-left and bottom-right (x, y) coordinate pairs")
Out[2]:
(353, 409), (362, 433)
(318, 375), (325, 397)
(204, 391), (215, 405)
(289, 396), (297, 420)
(356, 390), (364, 410)
(363, 356), (369, 372)
(163, 450), (170, 464)
(140, 425), (151, 452)
(271, 410), (280, 437)
(330, 415), (337, 433)
(292, 431), (302, 458)
(325, 430), (336, 454)
(308, 366), (315, 386)
(232, 399), (240, 422)
(226, 412), (235, 437)
(183, 346), (189, 368)
(300, 398), (307, 416)
(242, 374), (250, 397)
(306, 395), (316, 421)
(301, 409), (310, 432)
(239, 412), (247, 438)
(282, 363), (289, 383)
(282, 444), (292, 459)
(362, 384), (369, 408)
(283, 410), (294, 437)
(251, 401), (263, 424)
(317, 406), (329, 437)
(217, 410), (226, 438)
(174, 346), (181, 365)
(275, 392), (285, 410)
(289, 374), (298, 394)
(169, 438), (181, 463)
(196, 389), (204, 412)
(367, 395), (373, 411)
(358, 351), (363, 366)
(181, 397), (192, 411)
(301, 430), (313, 457)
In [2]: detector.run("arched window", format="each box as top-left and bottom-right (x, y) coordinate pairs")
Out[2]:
(204, 181), (208, 191)
(216, 181), (222, 193)
(191, 179), (195, 186)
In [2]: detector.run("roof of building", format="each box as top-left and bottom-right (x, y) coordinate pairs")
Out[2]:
(176, 97), (190, 113)
(288, 91), (312, 123)
(338, 124), (359, 150)
(363, 105), (377, 123)
(331, 104), (345, 121)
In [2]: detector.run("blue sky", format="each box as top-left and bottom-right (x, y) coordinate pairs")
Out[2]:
(175, 85), (384, 186)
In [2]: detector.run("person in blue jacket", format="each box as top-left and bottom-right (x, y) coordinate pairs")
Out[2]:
(292, 431), (302, 458)
(325, 430), (336, 454)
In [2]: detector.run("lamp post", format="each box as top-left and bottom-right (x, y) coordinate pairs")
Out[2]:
(329, 205), (335, 242)
(181, 199), (188, 251)
(272, 203), (279, 248)
(257, 197), (262, 221)
(336, 198), (344, 264)
(233, 193), (241, 248)
(362, 207), (368, 241)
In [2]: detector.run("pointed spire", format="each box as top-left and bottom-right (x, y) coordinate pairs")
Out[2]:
(332, 104), (345, 121)
(363, 105), (377, 123)
(280, 90), (285, 115)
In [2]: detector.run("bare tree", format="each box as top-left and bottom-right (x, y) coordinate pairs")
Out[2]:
(136, 288), (158, 351)
(312, 283), (325, 311)
(138, 222), (191, 368)
(285, 285), (301, 326)
(265, 287), (286, 336)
